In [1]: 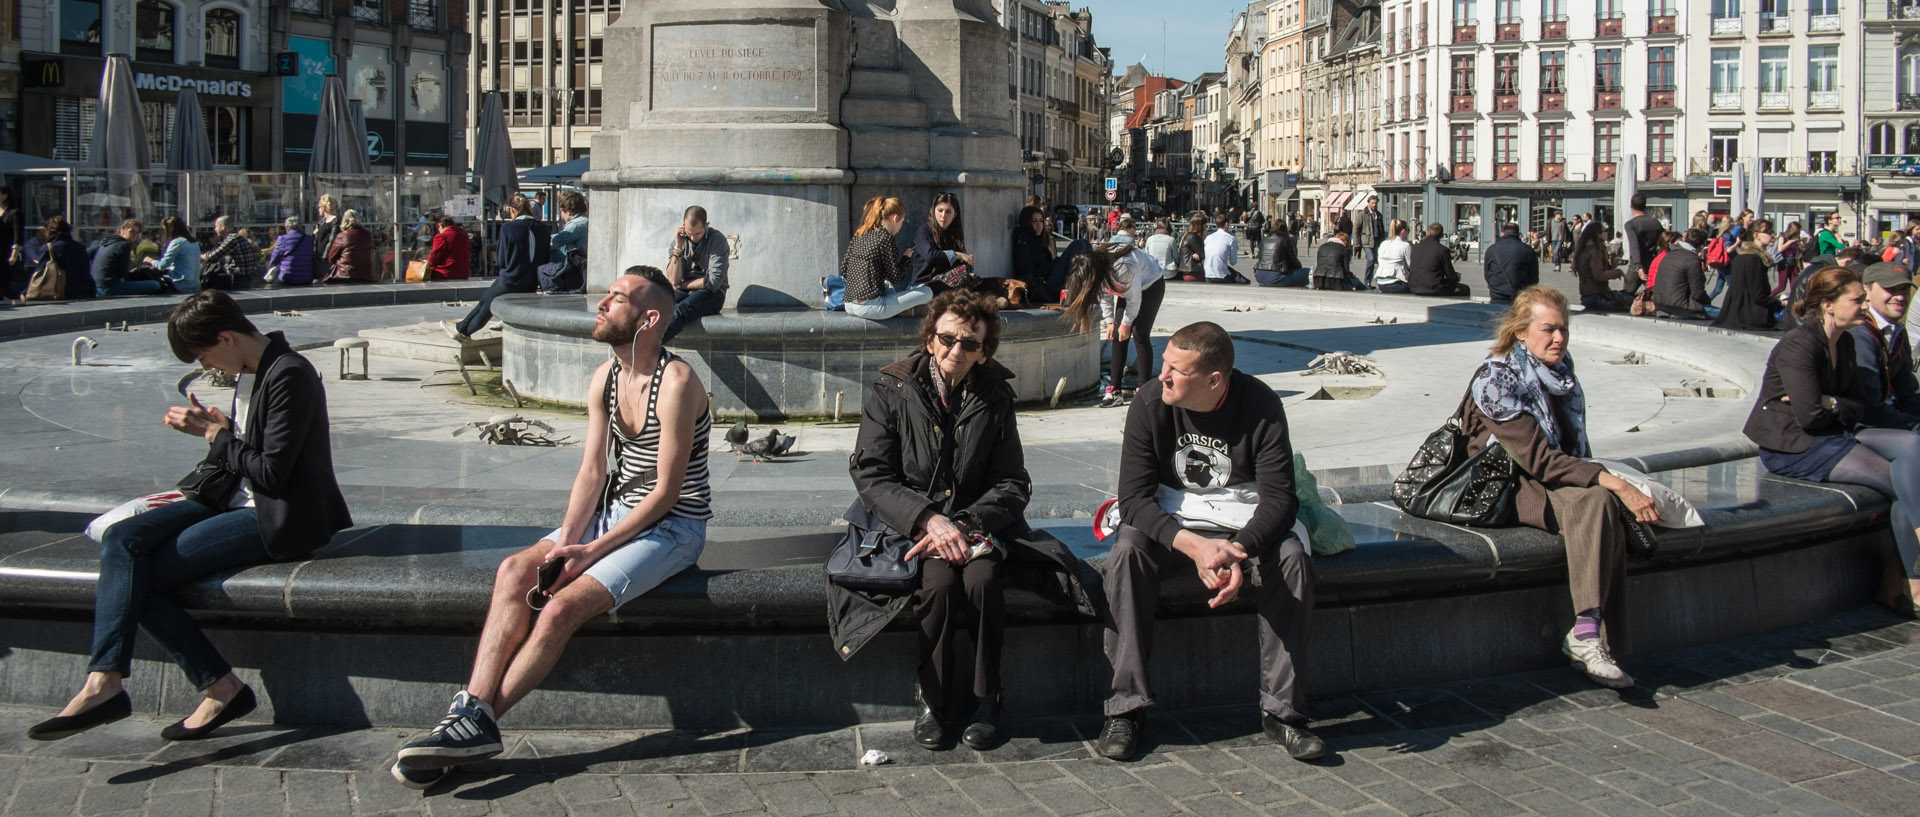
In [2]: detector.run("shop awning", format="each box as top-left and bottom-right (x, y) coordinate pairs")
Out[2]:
(1324, 191), (1352, 211)
(1349, 187), (1373, 208)
(0, 151), (75, 174)
(1270, 187), (1297, 202)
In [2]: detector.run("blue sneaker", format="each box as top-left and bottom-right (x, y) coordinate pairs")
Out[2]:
(396, 691), (503, 769)
(390, 760), (447, 790)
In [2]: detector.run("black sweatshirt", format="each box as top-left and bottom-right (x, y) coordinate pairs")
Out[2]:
(1117, 370), (1298, 555)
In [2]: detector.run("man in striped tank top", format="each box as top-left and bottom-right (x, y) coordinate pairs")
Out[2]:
(392, 265), (712, 788)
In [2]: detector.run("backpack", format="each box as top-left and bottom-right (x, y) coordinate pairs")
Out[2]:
(1705, 235), (1732, 269)
(537, 250), (585, 293)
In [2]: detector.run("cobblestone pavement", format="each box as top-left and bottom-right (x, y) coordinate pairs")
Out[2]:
(6, 606), (1920, 817)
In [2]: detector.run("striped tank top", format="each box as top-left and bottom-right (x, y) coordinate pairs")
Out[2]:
(602, 350), (713, 520)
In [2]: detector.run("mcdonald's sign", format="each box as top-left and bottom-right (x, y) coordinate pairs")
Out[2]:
(24, 59), (64, 89)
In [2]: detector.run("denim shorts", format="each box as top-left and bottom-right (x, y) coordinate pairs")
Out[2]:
(546, 507), (706, 608)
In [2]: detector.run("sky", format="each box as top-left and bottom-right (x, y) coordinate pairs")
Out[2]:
(1082, 0), (1251, 82)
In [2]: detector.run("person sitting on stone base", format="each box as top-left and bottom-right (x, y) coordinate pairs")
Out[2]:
(663, 205), (729, 343)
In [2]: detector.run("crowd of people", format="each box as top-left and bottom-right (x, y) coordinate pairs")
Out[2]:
(16, 190), (1920, 799)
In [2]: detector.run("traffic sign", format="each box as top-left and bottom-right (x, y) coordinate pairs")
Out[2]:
(1105, 177), (1118, 192)
(1105, 190), (1117, 201)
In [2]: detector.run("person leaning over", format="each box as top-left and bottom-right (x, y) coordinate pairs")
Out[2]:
(842, 196), (933, 321)
(1064, 242), (1167, 409)
(843, 290), (1036, 751)
(92, 219), (158, 297)
(1097, 322), (1325, 763)
(445, 194), (549, 342)
(663, 205), (729, 342)
(1407, 223), (1471, 297)
(1460, 287), (1658, 688)
(266, 217), (314, 287)
(29, 292), (351, 742)
(1746, 264), (1920, 615)
(395, 266), (711, 788)
(1482, 222), (1539, 304)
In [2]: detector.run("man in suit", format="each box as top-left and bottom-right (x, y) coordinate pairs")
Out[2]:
(446, 194), (550, 341)
(1311, 231), (1352, 291)
(1851, 262), (1920, 431)
(1482, 222), (1538, 304)
(1352, 196), (1385, 287)
(1406, 223), (1470, 297)
(1549, 213), (1570, 270)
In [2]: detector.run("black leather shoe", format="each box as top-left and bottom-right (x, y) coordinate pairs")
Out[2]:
(1262, 713), (1327, 761)
(1096, 710), (1142, 761)
(160, 686), (256, 741)
(28, 691), (132, 740)
(960, 691), (1003, 750)
(912, 684), (949, 750)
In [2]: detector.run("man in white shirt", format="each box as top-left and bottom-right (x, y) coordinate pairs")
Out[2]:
(1203, 215), (1245, 284)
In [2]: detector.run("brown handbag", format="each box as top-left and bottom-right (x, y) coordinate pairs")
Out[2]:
(24, 256), (66, 301)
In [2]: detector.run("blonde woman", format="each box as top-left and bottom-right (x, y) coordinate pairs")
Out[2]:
(841, 196), (932, 320)
(313, 194), (341, 272)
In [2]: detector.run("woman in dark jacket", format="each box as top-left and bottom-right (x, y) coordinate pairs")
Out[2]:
(0, 185), (23, 298)
(909, 192), (977, 292)
(849, 289), (1031, 751)
(842, 196), (931, 320)
(40, 216), (95, 299)
(323, 209), (376, 283)
(1571, 220), (1626, 311)
(1652, 228), (1711, 318)
(266, 217), (314, 286)
(29, 292), (351, 743)
(1177, 213), (1207, 281)
(1745, 266), (1920, 613)
(1713, 225), (1781, 331)
(1458, 286), (1658, 688)
(1009, 205), (1055, 302)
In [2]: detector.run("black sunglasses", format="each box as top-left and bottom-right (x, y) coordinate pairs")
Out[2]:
(935, 333), (983, 353)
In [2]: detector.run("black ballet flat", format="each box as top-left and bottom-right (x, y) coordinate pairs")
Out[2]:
(27, 690), (132, 740)
(159, 686), (256, 741)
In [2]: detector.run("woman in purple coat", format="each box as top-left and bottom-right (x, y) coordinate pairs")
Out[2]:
(266, 217), (314, 286)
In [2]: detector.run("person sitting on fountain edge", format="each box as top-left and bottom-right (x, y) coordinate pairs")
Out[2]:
(663, 205), (728, 343)
(393, 265), (713, 789)
(1096, 321), (1325, 763)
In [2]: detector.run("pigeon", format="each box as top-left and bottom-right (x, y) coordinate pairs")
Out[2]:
(772, 433), (796, 457)
(739, 429), (781, 460)
(725, 420), (749, 448)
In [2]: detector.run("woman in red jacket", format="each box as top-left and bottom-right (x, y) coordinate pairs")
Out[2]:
(427, 216), (471, 280)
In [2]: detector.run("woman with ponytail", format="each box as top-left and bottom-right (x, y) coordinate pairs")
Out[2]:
(842, 196), (933, 320)
(1063, 242), (1167, 408)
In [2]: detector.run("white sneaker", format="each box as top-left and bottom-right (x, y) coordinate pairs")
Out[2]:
(441, 320), (470, 343)
(1562, 631), (1634, 689)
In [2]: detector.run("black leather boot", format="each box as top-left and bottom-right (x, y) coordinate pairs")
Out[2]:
(961, 690), (1003, 750)
(912, 684), (949, 750)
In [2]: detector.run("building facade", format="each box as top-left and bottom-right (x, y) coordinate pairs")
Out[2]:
(1375, 0), (1690, 245)
(1316, 1), (1382, 221)
(1262, 0), (1307, 219)
(1861, 1), (1920, 238)
(468, 0), (617, 172)
(1225, 4), (1265, 212)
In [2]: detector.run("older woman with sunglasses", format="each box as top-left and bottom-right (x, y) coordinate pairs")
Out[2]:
(847, 289), (1033, 752)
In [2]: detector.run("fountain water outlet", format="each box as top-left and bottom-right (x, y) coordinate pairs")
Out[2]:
(71, 336), (97, 365)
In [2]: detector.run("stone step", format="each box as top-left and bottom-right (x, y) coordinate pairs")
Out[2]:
(848, 68), (913, 98)
(357, 321), (501, 367)
(841, 96), (928, 129)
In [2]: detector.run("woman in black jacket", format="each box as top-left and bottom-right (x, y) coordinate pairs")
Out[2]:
(30, 292), (352, 742)
(909, 192), (977, 292)
(1714, 223), (1782, 331)
(1009, 205), (1055, 302)
(1745, 266), (1920, 613)
(849, 289), (1032, 751)
(1177, 214), (1207, 281)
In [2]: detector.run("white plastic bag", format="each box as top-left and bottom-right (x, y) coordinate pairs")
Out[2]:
(85, 491), (188, 542)
(1594, 460), (1705, 529)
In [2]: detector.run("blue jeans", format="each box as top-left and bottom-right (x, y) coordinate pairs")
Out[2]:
(99, 280), (163, 297)
(89, 500), (268, 689)
(456, 275), (530, 337)
(664, 287), (724, 343)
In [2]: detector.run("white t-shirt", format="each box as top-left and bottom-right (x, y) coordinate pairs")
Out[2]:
(226, 374), (255, 509)
(1203, 229), (1238, 280)
(1098, 248), (1164, 328)
(1374, 238), (1412, 286)
(1143, 233), (1177, 271)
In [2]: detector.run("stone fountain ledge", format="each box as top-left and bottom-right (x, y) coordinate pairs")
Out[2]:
(0, 280), (496, 341)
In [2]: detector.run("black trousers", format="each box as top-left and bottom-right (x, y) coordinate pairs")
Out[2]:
(1108, 277), (1167, 392)
(912, 551), (1005, 715)
(1103, 525), (1316, 722)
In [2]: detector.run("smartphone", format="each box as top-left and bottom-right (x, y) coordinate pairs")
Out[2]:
(534, 557), (565, 596)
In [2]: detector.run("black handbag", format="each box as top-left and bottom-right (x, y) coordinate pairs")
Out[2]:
(175, 374), (247, 508)
(1392, 387), (1523, 527)
(826, 500), (920, 593)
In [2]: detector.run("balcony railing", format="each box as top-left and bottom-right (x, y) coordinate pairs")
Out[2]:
(1418, 22), (1428, 47)
(1495, 162), (1518, 180)
(1759, 90), (1790, 110)
(1759, 15), (1793, 34)
(1496, 91), (1520, 111)
(1893, 2), (1920, 20)
(351, 0), (384, 24)
(1496, 21), (1523, 41)
(1453, 25), (1477, 43)
(292, 0), (326, 14)
(1542, 18), (1568, 38)
(1647, 85), (1677, 108)
(1809, 90), (1841, 109)
(1540, 162), (1565, 180)
(1648, 161), (1675, 180)
(1451, 92), (1476, 113)
(1595, 162), (1617, 180)
(1902, 94), (1920, 111)
(1711, 15), (1743, 35)
(1597, 18), (1623, 36)
(1540, 90), (1566, 111)
(1595, 87), (1623, 110)
(1452, 162), (1476, 180)
(1650, 15), (1678, 34)
(1710, 91), (1742, 110)
(1689, 156), (1860, 175)
(1810, 13), (1843, 31)
(1417, 93), (1427, 116)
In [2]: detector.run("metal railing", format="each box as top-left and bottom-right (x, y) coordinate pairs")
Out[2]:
(1809, 90), (1842, 109)
(1688, 156), (1859, 175)
(291, 0), (325, 15)
(1893, 2), (1920, 20)
(1759, 15), (1793, 33)
(1710, 91), (1742, 110)
(1810, 13), (1843, 31)
(408, 0), (439, 30)
(351, 0), (384, 25)
(1711, 15), (1743, 35)
(1759, 91), (1790, 110)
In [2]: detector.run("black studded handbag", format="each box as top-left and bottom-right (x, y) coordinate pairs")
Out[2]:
(1392, 385), (1522, 527)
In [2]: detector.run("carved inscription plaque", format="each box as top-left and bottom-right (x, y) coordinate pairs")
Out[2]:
(652, 21), (816, 111)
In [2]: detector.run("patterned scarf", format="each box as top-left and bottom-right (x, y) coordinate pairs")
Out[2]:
(1470, 344), (1589, 458)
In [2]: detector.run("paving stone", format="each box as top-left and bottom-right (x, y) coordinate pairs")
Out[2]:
(1177, 793), (1261, 817)
(76, 779), (150, 815)
(1609, 749), (1705, 787)
(1679, 779), (1782, 816)
(1620, 699), (1760, 744)
(144, 786), (216, 817)
(683, 773), (768, 816)
(1580, 794), (1676, 817)
(1569, 708), (1653, 738)
(1476, 721), (1561, 750)
(1810, 709), (1920, 758)
(1090, 784), (1181, 817)
(8, 775), (85, 817)
(1355, 779), (1450, 816)
(1534, 743), (1623, 776)
(1056, 759), (1137, 791)
(1699, 730), (1862, 782)
(282, 770), (352, 814)
(1128, 763), (1218, 799)
(213, 791), (288, 816)
(1833, 684), (1913, 708)
(1430, 783), (1524, 817)
(1021, 780), (1107, 816)
(1165, 748), (1247, 778)
(1760, 785), (1872, 817)
(552, 773), (625, 804)
(829, 789), (906, 817)
(1210, 770), (1294, 806)
(217, 767), (285, 798)
(805, 770), (883, 795)
(1684, 689), (1769, 718)
(751, 778), (834, 817)
(905, 790), (982, 817)
(421, 792), (495, 817)
(1797, 768), (1920, 817)
(1507, 789), (1605, 817)
(1517, 761), (1616, 801)
(561, 799), (639, 817)
(1595, 769), (1689, 807)
(1544, 724), (1635, 758)
(1285, 776), (1375, 812)
(1371, 756), (1468, 791)
(1746, 711), (1845, 749)
(1726, 679), (1864, 719)
(617, 774), (690, 804)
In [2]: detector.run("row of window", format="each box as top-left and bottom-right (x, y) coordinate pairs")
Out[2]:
(292, 0), (444, 30)
(51, 96), (245, 167)
(61, 0), (242, 66)
(1425, 121), (1678, 166)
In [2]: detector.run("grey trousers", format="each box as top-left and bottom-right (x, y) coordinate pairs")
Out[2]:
(1102, 525), (1316, 722)
(1543, 484), (1630, 653)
